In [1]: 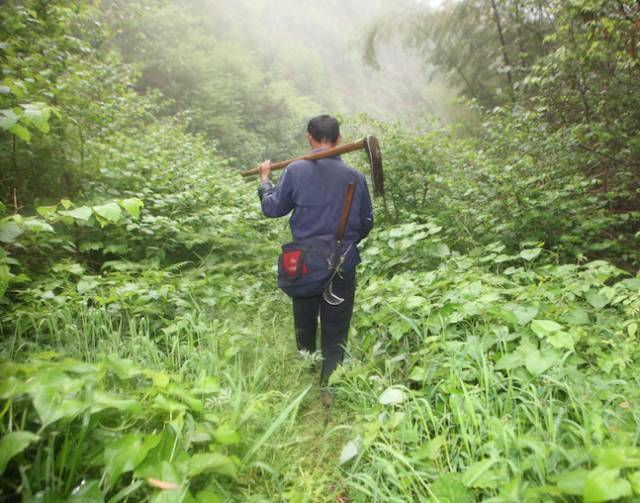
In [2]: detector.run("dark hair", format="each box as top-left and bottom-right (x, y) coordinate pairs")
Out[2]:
(307, 115), (340, 144)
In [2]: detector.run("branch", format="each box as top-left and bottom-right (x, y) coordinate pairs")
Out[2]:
(577, 144), (637, 169)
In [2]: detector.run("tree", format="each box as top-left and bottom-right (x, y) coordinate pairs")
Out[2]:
(365, 0), (554, 107)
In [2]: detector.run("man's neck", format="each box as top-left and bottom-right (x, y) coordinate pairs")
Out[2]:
(309, 140), (337, 151)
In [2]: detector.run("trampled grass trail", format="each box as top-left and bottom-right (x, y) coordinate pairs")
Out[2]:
(0, 284), (357, 501)
(233, 297), (358, 501)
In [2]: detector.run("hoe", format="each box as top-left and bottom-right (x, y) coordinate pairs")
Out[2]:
(239, 135), (384, 198)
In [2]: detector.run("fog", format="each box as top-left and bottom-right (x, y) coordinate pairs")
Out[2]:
(142, 0), (460, 125)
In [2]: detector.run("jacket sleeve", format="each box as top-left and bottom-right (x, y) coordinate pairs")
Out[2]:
(258, 169), (294, 218)
(359, 176), (374, 240)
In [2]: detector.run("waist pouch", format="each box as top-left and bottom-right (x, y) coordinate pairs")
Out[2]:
(277, 235), (345, 298)
(277, 181), (356, 299)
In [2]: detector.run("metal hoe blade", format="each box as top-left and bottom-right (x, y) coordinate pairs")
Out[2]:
(364, 135), (384, 197)
(322, 280), (344, 306)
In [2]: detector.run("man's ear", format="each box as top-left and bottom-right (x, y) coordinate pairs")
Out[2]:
(306, 133), (313, 146)
(335, 135), (342, 146)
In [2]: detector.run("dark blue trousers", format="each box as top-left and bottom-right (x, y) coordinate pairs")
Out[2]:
(292, 270), (356, 384)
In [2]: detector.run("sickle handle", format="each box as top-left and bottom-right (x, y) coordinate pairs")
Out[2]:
(336, 182), (356, 242)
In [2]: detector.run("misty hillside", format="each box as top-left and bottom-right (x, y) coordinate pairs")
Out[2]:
(118, 0), (457, 127)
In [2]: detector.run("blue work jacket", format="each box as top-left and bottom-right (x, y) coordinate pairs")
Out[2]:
(258, 153), (374, 271)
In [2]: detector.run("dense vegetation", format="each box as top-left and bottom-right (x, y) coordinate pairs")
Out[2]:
(1, 0), (639, 501)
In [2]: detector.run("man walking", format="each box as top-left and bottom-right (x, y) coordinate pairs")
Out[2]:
(257, 115), (373, 386)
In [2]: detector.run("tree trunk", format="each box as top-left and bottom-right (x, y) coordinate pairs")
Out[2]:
(488, 0), (515, 100)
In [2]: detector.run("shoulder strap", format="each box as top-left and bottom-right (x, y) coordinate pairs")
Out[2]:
(336, 182), (356, 242)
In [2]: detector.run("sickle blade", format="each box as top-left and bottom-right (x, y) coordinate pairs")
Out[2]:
(322, 281), (344, 306)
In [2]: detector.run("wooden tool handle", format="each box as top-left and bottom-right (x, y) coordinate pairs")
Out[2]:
(240, 138), (366, 177)
(336, 182), (356, 241)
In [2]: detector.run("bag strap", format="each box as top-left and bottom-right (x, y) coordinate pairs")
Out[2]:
(336, 182), (356, 242)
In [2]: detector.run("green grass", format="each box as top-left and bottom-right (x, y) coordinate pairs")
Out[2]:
(0, 288), (359, 501)
(2, 225), (640, 502)
(3, 158), (636, 499)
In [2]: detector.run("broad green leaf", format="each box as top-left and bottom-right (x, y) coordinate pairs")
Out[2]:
(9, 123), (30, 141)
(32, 386), (87, 428)
(628, 471), (640, 494)
(620, 278), (640, 290)
(59, 206), (93, 222)
(520, 248), (542, 261)
(495, 351), (525, 370)
(0, 431), (40, 475)
(105, 356), (142, 379)
(496, 308), (518, 325)
(562, 307), (590, 326)
(556, 469), (588, 495)
(546, 330), (575, 350)
(91, 391), (143, 415)
(431, 474), (475, 503)
(586, 291), (609, 310)
(140, 460), (182, 485)
(0, 376), (26, 400)
(409, 366), (427, 381)
(53, 261), (84, 276)
(583, 466), (632, 502)
(119, 198), (144, 218)
(153, 394), (188, 414)
(525, 349), (557, 375)
(143, 369), (171, 388)
(504, 303), (538, 325)
(22, 219), (54, 233)
(195, 489), (224, 503)
(414, 435), (445, 461)
(494, 253), (514, 263)
(151, 489), (194, 503)
(431, 243), (450, 258)
(212, 426), (240, 446)
(21, 103), (50, 133)
(104, 434), (161, 487)
(405, 295), (427, 309)
(339, 440), (359, 465)
(379, 386), (407, 405)
(93, 202), (122, 224)
(59, 359), (98, 374)
(0, 109), (18, 130)
(77, 276), (100, 294)
(593, 447), (640, 469)
(530, 319), (563, 337)
(36, 205), (58, 218)
(191, 376), (219, 395)
(134, 431), (178, 480)
(167, 384), (203, 413)
(0, 221), (23, 244)
(191, 424), (212, 444)
(187, 453), (236, 478)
